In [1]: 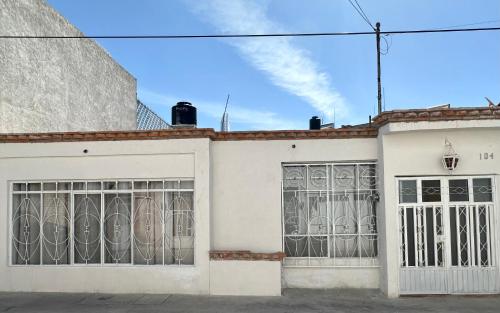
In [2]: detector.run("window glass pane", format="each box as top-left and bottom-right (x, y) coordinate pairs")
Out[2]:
(57, 182), (70, 191)
(422, 180), (441, 202)
(180, 180), (194, 189)
(133, 192), (163, 265)
(332, 235), (358, 257)
(104, 194), (132, 264)
(284, 237), (308, 257)
(283, 166), (306, 190)
(308, 192), (328, 235)
(405, 207), (416, 266)
(358, 191), (377, 234)
(164, 191), (194, 265)
(27, 183), (41, 191)
(11, 194), (41, 264)
(43, 182), (57, 191)
(13, 183), (26, 191)
(117, 181), (132, 190)
(399, 180), (417, 203)
(134, 181), (148, 190)
(425, 207), (435, 266)
(333, 165), (355, 191)
(74, 194), (101, 264)
(360, 235), (378, 257)
(283, 191), (307, 235)
(449, 179), (469, 202)
(72, 182), (85, 190)
(307, 165), (327, 190)
(473, 178), (492, 202)
(148, 181), (163, 190)
(42, 193), (71, 264)
(309, 237), (328, 257)
(450, 206), (458, 266)
(87, 182), (101, 190)
(358, 164), (377, 189)
(103, 181), (117, 190)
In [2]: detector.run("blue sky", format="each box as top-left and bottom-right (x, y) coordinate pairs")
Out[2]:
(47, 0), (500, 130)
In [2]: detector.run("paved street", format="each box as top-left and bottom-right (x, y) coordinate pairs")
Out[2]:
(1, 289), (500, 313)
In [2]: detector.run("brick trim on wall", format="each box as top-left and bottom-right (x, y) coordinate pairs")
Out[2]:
(373, 107), (500, 126)
(0, 128), (378, 143)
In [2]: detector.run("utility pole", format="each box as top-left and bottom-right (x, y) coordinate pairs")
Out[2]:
(376, 22), (382, 115)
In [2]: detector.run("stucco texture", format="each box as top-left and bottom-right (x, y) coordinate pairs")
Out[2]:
(0, 0), (137, 133)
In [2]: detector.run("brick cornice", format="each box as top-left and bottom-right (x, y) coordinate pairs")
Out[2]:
(373, 107), (500, 126)
(209, 250), (286, 261)
(0, 127), (378, 143)
(213, 128), (378, 141)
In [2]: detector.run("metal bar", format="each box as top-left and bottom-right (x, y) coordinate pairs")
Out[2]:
(413, 205), (418, 267)
(423, 205), (428, 266)
(306, 165), (310, 266)
(70, 182), (75, 265)
(403, 206), (409, 268)
(40, 184), (44, 265)
(100, 187), (105, 265)
(486, 205), (492, 266)
(466, 205), (471, 267)
(162, 182), (166, 266)
(326, 165), (331, 259)
(433, 206), (438, 267)
(131, 181), (135, 264)
(474, 205), (480, 266)
(456, 206), (460, 267)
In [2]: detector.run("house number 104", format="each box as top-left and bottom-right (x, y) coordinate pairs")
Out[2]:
(479, 152), (494, 160)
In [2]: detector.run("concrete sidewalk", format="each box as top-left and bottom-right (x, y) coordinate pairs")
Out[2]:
(1, 289), (500, 313)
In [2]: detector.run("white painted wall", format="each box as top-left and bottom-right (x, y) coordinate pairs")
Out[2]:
(209, 261), (281, 296)
(378, 120), (500, 297)
(0, 138), (211, 294)
(211, 138), (379, 289)
(283, 268), (379, 289)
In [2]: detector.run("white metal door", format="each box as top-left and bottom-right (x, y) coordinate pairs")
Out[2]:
(398, 176), (500, 294)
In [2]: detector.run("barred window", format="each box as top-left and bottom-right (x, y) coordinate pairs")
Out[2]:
(11, 180), (194, 266)
(282, 163), (378, 267)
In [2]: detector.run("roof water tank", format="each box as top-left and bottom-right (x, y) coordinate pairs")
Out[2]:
(309, 116), (321, 130)
(172, 102), (197, 127)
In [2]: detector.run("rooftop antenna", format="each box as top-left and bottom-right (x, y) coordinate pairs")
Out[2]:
(485, 97), (499, 107)
(333, 106), (336, 128)
(220, 94), (230, 132)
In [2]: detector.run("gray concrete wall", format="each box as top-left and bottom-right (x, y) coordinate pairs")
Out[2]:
(0, 0), (137, 133)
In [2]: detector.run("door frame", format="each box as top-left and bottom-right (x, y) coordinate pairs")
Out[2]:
(396, 175), (499, 294)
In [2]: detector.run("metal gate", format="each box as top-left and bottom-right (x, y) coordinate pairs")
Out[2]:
(398, 176), (500, 294)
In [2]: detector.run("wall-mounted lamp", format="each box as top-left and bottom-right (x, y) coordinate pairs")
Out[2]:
(442, 138), (459, 172)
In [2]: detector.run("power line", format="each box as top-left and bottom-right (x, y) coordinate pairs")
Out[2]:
(1, 26), (499, 39)
(431, 19), (500, 30)
(347, 0), (375, 29)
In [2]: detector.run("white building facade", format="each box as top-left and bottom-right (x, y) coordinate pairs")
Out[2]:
(0, 107), (499, 297)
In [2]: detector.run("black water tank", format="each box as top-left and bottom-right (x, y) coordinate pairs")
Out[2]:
(309, 116), (321, 130)
(172, 102), (197, 126)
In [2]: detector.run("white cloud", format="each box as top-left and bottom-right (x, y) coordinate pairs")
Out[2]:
(186, 0), (347, 120)
(138, 88), (301, 130)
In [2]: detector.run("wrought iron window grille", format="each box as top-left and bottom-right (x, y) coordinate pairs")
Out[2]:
(10, 180), (194, 266)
